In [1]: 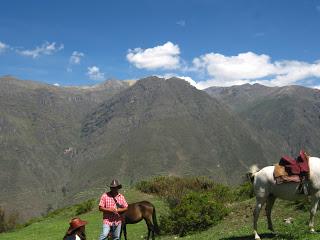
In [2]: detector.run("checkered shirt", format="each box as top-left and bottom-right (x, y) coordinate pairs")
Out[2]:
(99, 192), (128, 226)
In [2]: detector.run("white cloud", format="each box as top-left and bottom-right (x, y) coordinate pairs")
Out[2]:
(158, 73), (197, 87)
(127, 41), (180, 70)
(0, 41), (9, 53)
(191, 52), (320, 89)
(254, 32), (265, 37)
(53, 83), (60, 87)
(17, 42), (64, 58)
(69, 51), (84, 64)
(193, 52), (276, 80)
(87, 66), (105, 81)
(175, 76), (197, 86)
(176, 20), (186, 27)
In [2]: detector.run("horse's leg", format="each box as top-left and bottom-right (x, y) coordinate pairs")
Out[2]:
(254, 197), (267, 240)
(144, 219), (153, 240)
(123, 223), (127, 240)
(265, 195), (276, 232)
(151, 226), (155, 240)
(146, 227), (151, 240)
(309, 194), (320, 233)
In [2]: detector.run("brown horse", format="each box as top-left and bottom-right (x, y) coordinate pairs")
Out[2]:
(121, 201), (160, 240)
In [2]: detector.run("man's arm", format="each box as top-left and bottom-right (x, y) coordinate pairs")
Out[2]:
(99, 205), (117, 214)
(98, 194), (117, 214)
(116, 206), (128, 213)
(116, 195), (128, 213)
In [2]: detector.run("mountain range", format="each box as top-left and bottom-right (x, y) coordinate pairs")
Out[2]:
(1, 76), (319, 221)
(205, 83), (320, 156)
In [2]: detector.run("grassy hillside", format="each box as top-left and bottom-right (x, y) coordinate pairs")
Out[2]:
(205, 84), (320, 157)
(0, 76), (131, 220)
(75, 77), (274, 189)
(0, 189), (167, 240)
(2, 76), (320, 233)
(1, 188), (319, 240)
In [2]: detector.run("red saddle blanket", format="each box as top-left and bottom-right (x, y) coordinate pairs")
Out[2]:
(279, 150), (309, 176)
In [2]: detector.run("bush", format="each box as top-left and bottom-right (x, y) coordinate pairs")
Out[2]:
(137, 176), (233, 237)
(75, 199), (96, 215)
(234, 180), (254, 201)
(0, 207), (18, 233)
(160, 191), (229, 237)
(136, 176), (234, 207)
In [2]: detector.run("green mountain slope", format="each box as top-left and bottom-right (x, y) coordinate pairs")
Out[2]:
(2, 76), (315, 223)
(73, 77), (276, 194)
(205, 84), (320, 156)
(0, 76), (131, 220)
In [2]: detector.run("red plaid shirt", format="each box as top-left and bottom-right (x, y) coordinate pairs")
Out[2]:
(99, 192), (128, 226)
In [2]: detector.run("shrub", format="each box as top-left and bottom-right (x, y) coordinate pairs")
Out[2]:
(160, 191), (229, 237)
(0, 207), (18, 233)
(136, 176), (234, 207)
(75, 199), (96, 215)
(137, 176), (233, 237)
(234, 180), (254, 201)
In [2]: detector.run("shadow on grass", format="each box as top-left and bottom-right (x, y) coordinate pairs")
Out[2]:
(219, 232), (293, 240)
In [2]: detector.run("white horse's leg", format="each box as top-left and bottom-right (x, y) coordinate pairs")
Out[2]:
(265, 195), (276, 232)
(309, 195), (319, 233)
(254, 197), (266, 240)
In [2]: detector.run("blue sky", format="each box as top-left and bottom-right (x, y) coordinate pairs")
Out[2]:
(1, 0), (320, 89)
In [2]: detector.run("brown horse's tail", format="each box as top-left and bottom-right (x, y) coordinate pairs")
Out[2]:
(152, 207), (160, 235)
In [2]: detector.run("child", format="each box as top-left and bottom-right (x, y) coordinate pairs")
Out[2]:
(63, 217), (87, 240)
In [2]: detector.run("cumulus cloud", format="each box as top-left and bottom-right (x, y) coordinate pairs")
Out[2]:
(87, 66), (105, 81)
(69, 51), (84, 64)
(17, 42), (64, 58)
(191, 51), (320, 89)
(53, 83), (60, 87)
(0, 41), (9, 53)
(176, 20), (186, 27)
(127, 41), (180, 70)
(175, 76), (197, 86)
(157, 73), (197, 87)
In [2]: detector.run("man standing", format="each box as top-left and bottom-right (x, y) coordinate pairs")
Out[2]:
(98, 179), (128, 240)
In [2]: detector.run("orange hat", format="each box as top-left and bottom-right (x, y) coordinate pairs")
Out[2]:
(67, 217), (87, 234)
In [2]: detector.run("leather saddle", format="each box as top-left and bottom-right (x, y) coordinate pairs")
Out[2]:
(274, 150), (309, 184)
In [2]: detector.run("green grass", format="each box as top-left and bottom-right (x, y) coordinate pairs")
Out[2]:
(1, 189), (320, 240)
(0, 189), (167, 240)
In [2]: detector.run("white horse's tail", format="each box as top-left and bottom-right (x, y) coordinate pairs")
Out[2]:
(247, 164), (260, 183)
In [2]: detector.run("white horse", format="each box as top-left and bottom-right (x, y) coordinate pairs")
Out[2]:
(249, 157), (320, 240)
